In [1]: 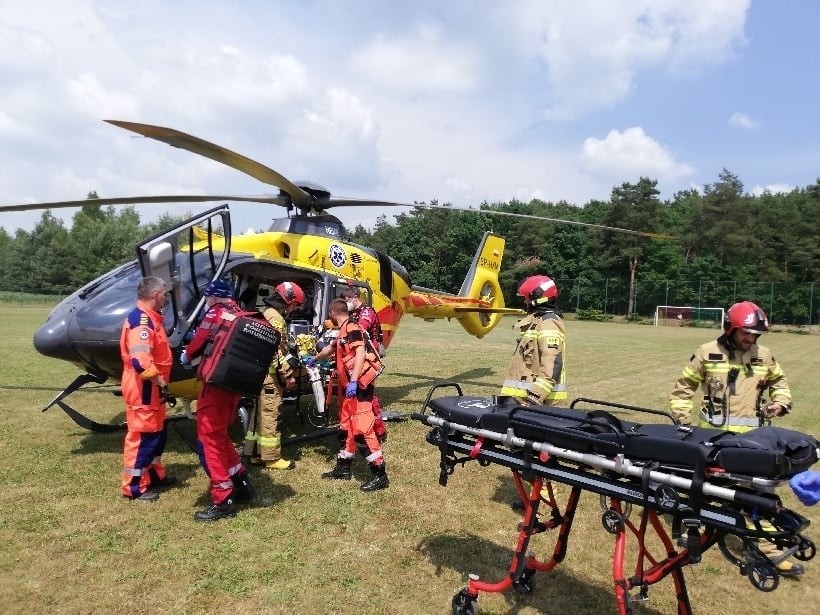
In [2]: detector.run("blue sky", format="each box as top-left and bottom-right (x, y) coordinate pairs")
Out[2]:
(1, 0), (818, 235)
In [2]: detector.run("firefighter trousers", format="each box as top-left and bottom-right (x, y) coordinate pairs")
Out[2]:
(243, 374), (285, 462)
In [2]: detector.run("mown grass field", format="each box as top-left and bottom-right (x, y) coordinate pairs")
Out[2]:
(1, 303), (818, 614)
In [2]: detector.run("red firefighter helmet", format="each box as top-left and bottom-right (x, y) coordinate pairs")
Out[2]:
(723, 301), (769, 335)
(517, 275), (558, 306)
(275, 281), (305, 307)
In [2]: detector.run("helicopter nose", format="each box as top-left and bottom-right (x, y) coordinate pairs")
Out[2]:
(33, 314), (82, 363)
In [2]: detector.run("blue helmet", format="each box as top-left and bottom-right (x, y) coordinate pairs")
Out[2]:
(203, 279), (235, 298)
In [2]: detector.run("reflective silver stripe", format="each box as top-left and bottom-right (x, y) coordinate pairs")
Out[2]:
(215, 480), (233, 489)
(228, 463), (243, 476)
(502, 379), (530, 391)
(698, 410), (759, 427)
(123, 467), (142, 476)
(552, 384), (568, 392)
(365, 451), (384, 463)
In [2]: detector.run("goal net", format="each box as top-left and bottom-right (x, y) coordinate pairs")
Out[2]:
(653, 306), (725, 328)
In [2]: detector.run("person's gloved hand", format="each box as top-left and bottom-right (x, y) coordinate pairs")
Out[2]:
(790, 470), (820, 506)
(345, 380), (358, 397)
(304, 356), (317, 368)
(179, 351), (189, 366)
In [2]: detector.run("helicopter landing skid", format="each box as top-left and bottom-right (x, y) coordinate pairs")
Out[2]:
(43, 372), (109, 412)
(54, 399), (192, 433)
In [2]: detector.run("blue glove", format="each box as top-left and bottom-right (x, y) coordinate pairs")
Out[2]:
(179, 351), (189, 366)
(790, 470), (820, 506)
(345, 380), (358, 397)
(304, 356), (317, 368)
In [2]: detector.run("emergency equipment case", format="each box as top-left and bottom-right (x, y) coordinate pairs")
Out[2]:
(197, 311), (281, 396)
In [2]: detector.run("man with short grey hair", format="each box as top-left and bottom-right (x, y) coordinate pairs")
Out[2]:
(120, 276), (174, 502)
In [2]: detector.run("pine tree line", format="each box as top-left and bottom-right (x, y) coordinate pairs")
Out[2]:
(2, 171), (819, 324)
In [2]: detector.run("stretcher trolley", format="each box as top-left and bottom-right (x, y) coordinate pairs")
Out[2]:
(412, 383), (819, 615)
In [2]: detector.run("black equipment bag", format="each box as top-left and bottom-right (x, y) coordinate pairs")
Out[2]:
(198, 311), (281, 396)
(707, 426), (819, 477)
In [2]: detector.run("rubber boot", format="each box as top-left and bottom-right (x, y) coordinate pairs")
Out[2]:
(194, 498), (237, 522)
(776, 560), (805, 578)
(361, 463), (389, 492)
(231, 472), (258, 505)
(322, 457), (353, 480)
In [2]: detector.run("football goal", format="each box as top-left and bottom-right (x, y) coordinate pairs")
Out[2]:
(653, 306), (725, 328)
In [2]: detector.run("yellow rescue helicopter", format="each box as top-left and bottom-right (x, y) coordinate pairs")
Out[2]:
(0, 120), (530, 431)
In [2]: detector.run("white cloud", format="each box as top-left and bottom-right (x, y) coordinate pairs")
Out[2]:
(508, 0), (750, 118)
(750, 183), (793, 196)
(581, 127), (695, 182)
(728, 112), (761, 130)
(349, 23), (480, 95)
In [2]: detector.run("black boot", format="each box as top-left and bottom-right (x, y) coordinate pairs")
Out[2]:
(322, 457), (353, 480)
(231, 472), (258, 505)
(194, 498), (237, 522)
(361, 463), (389, 492)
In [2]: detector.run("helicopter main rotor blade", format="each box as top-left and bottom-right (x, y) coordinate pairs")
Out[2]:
(323, 197), (418, 208)
(412, 203), (676, 239)
(105, 120), (314, 209)
(0, 194), (288, 213)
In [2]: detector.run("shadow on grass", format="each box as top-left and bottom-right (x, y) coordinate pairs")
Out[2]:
(417, 531), (667, 615)
(378, 366), (497, 404)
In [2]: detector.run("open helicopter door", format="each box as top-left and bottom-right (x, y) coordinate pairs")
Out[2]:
(136, 204), (232, 347)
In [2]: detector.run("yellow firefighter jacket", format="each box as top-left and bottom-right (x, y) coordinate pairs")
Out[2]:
(262, 306), (294, 384)
(669, 337), (791, 431)
(500, 310), (567, 405)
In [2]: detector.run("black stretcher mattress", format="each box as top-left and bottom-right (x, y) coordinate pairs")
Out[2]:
(426, 396), (818, 479)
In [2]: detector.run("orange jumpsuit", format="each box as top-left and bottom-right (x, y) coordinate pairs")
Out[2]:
(351, 304), (387, 440)
(185, 300), (246, 505)
(119, 301), (173, 498)
(334, 319), (385, 467)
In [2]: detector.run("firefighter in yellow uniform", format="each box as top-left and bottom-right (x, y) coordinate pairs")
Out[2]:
(500, 275), (567, 406)
(243, 282), (305, 470)
(669, 301), (801, 577)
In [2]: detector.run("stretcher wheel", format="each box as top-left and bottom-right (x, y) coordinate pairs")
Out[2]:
(599, 495), (631, 519)
(305, 397), (330, 427)
(513, 570), (536, 594)
(602, 509), (625, 534)
(717, 534), (747, 568)
(451, 591), (478, 615)
(747, 561), (779, 592)
(794, 536), (816, 562)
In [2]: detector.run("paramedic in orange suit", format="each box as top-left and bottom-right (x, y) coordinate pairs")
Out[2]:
(120, 276), (174, 502)
(314, 298), (389, 492)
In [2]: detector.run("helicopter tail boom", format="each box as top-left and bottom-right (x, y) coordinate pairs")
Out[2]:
(404, 232), (515, 338)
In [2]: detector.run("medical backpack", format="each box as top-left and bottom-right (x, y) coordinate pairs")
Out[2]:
(197, 310), (281, 396)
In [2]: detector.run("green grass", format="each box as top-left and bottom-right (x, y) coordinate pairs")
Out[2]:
(0, 303), (818, 614)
